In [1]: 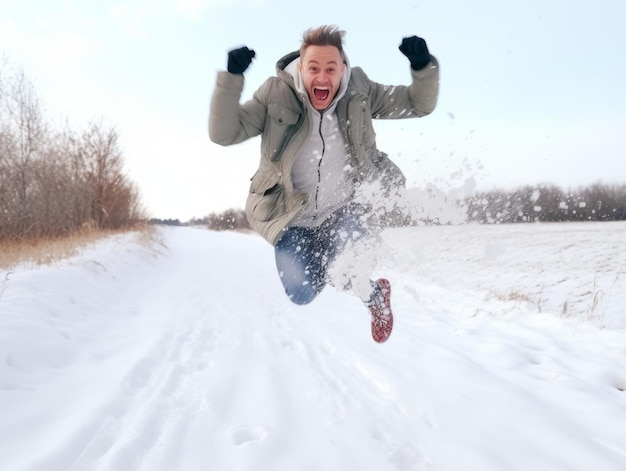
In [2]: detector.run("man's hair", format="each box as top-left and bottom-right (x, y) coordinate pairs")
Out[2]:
(300, 25), (346, 61)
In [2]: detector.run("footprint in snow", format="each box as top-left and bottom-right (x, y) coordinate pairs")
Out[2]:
(228, 424), (268, 446)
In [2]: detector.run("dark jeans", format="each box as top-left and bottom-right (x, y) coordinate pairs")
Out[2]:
(274, 205), (367, 305)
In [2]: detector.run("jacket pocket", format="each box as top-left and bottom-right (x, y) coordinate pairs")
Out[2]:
(268, 102), (300, 125)
(263, 103), (302, 162)
(246, 169), (286, 222)
(373, 150), (406, 190)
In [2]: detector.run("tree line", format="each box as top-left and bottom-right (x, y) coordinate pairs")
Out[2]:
(466, 183), (626, 224)
(0, 57), (144, 241)
(149, 210), (250, 231)
(188, 209), (251, 231)
(184, 181), (626, 232)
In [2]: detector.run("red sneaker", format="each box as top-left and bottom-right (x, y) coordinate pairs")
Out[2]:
(367, 278), (393, 343)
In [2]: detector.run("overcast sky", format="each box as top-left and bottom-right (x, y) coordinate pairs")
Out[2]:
(2, 0), (625, 220)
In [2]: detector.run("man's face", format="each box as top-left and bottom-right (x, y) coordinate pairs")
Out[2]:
(299, 45), (345, 111)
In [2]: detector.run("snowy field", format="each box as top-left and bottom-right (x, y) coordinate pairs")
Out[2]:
(1, 222), (625, 471)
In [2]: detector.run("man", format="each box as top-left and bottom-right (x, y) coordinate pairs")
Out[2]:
(209, 25), (439, 343)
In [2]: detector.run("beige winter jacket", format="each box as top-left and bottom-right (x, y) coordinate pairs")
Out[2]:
(209, 50), (439, 245)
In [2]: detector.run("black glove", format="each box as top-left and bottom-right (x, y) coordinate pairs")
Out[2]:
(227, 46), (256, 74)
(399, 36), (431, 71)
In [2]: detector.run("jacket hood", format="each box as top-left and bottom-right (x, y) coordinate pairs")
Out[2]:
(277, 50), (351, 109)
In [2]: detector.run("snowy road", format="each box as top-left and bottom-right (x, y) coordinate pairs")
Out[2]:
(1, 223), (625, 470)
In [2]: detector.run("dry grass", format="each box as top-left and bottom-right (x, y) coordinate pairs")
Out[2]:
(488, 289), (539, 306)
(0, 224), (153, 270)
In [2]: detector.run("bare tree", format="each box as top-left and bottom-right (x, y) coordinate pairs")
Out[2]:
(1, 58), (145, 241)
(0, 60), (47, 239)
(76, 119), (145, 229)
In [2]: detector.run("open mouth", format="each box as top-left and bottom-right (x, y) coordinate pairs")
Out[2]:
(313, 87), (330, 101)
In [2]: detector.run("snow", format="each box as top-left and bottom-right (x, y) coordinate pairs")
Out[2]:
(1, 222), (625, 471)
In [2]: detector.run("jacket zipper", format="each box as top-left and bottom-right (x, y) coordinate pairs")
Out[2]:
(313, 110), (326, 221)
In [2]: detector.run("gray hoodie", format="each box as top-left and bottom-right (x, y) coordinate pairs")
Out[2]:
(284, 56), (352, 226)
